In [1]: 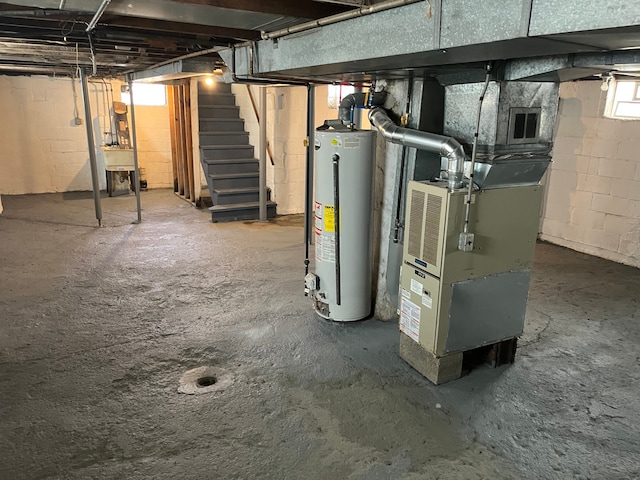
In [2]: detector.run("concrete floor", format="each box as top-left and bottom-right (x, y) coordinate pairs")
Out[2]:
(0, 189), (638, 480)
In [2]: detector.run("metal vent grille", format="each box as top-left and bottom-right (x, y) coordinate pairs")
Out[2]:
(407, 190), (425, 259)
(422, 194), (442, 266)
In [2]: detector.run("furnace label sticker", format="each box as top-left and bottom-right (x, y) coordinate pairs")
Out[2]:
(330, 138), (342, 147)
(400, 297), (421, 343)
(401, 288), (411, 299)
(314, 201), (323, 218)
(410, 278), (423, 296)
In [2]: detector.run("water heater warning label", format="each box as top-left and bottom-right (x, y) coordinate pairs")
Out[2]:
(315, 233), (335, 263)
(400, 297), (420, 343)
(323, 205), (335, 232)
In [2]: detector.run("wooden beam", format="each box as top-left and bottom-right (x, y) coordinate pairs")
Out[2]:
(245, 85), (275, 166)
(178, 85), (190, 199)
(183, 82), (196, 203)
(168, 0), (351, 20)
(167, 85), (179, 193)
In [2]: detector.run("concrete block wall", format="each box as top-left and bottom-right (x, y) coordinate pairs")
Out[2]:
(0, 75), (172, 195)
(540, 81), (640, 268)
(233, 84), (334, 214)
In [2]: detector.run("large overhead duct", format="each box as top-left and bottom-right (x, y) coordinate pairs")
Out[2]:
(368, 107), (466, 190)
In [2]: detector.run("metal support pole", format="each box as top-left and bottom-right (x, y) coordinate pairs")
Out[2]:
(353, 85), (363, 129)
(79, 68), (102, 227)
(259, 86), (267, 222)
(304, 84), (315, 274)
(127, 75), (142, 223)
(332, 153), (341, 306)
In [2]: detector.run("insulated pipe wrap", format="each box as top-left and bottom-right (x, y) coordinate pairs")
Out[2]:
(368, 107), (466, 189)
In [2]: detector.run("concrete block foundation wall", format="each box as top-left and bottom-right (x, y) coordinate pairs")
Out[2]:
(541, 81), (640, 268)
(232, 84), (335, 215)
(0, 75), (172, 195)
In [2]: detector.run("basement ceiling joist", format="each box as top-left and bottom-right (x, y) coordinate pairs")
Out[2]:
(0, 0), (352, 76)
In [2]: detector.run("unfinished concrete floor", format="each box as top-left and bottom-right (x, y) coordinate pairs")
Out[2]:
(0, 190), (638, 480)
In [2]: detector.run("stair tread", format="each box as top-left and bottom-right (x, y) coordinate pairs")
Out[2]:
(202, 158), (258, 164)
(209, 201), (276, 212)
(213, 187), (260, 194)
(209, 172), (258, 179)
(200, 144), (253, 149)
(200, 131), (248, 135)
(200, 117), (243, 121)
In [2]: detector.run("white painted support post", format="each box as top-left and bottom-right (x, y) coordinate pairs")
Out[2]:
(259, 86), (267, 222)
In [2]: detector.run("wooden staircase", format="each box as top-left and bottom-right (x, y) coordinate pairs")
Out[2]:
(198, 82), (276, 222)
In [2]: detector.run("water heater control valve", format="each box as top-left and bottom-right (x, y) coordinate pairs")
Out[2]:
(458, 232), (475, 252)
(304, 273), (320, 295)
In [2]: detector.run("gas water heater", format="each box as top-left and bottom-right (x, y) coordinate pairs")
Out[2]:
(305, 127), (376, 322)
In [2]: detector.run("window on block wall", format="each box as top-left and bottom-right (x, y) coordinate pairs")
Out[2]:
(604, 78), (640, 120)
(328, 84), (355, 109)
(120, 83), (167, 106)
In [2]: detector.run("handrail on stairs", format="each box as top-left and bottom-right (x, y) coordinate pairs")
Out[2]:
(245, 85), (275, 166)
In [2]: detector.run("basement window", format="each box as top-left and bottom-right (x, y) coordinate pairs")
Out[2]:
(328, 84), (355, 109)
(604, 79), (640, 120)
(507, 107), (541, 144)
(120, 83), (167, 107)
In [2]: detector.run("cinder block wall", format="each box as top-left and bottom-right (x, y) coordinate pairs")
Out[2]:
(540, 81), (640, 268)
(0, 75), (172, 194)
(233, 84), (335, 214)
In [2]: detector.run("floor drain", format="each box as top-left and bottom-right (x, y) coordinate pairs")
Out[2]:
(196, 376), (217, 387)
(178, 366), (232, 395)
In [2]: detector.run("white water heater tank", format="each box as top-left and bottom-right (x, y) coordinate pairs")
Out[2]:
(309, 128), (376, 322)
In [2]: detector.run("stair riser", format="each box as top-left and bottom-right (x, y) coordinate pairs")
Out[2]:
(206, 161), (258, 175)
(199, 119), (244, 132)
(200, 82), (232, 93)
(199, 106), (240, 119)
(210, 176), (259, 189)
(200, 133), (249, 146)
(211, 204), (277, 223)
(212, 191), (260, 205)
(202, 147), (254, 160)
(198, 95), (236, 106)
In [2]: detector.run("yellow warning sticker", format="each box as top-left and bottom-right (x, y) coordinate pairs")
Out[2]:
(324, 205), (335, 232)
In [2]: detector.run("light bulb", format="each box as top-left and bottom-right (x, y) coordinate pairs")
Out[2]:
(204, 76), (214, 86)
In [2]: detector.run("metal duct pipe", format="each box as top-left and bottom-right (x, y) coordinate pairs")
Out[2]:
(338, 92), (386, 125)
(86, 0), (111, 32)
(368, 107), (466, 190)
(262, 0), (421, 40)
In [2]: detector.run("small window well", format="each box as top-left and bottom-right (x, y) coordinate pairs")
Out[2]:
(120, 83), (167, 107)
(328, 84), (355, 110)
(508, 107), (541, 144)
(604, 78), (640, 120)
